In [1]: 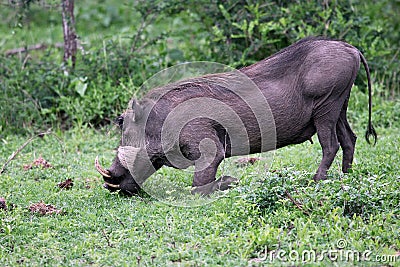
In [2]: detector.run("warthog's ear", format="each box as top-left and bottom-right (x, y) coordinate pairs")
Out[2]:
(131, 99), (144, 122)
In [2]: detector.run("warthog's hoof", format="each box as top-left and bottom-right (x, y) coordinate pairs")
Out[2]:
(313, 173), (328, 182)
(212, 176), (239, 191)
(191, 176), (238, 196)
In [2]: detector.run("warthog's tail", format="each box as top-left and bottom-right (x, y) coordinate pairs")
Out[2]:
(359, 52), (377, 145)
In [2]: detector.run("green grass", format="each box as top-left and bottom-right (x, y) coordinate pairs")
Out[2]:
(1, 1), (399, 265)
(1, 126), (399, 266)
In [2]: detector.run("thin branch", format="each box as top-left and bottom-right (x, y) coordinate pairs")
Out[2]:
(5, 43), (64, 56)
(101, 229), (113, 247)
(285, 190), (310, 216)
(132, 34), (166, 55)
(1, 1), (61, 9)
(130, 15), (148, 53)
(5, 41), (85, 57)
(339, 175), (348, 192)
(130, 12), (157, 53)
(21, 54), (31, 69)
(0, 129), (59, 174)
(109, 213), (126, 228)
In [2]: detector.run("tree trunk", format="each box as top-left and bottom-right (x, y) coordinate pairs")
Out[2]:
(61, 0), (77, 68)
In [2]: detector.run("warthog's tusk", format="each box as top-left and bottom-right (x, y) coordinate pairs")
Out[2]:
(95, 156), (111, 178)
(104, 182), (120, 189)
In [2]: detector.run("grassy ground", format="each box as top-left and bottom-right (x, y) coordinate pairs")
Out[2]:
(0, 125), (399, 266)
(1, 1), (399, 266)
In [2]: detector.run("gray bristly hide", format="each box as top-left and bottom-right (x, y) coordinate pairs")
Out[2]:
(96, 36), (376, 197)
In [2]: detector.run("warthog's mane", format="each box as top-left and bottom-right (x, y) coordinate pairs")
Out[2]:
(240, 36), (353, 81)
(142, 72), (243, 105)
(139, 36), (352, 106)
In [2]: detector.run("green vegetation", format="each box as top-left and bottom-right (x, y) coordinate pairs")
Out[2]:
(1, 0), (399, 266)
(0, 127), (399, 266)
(0, 0), (399, 134)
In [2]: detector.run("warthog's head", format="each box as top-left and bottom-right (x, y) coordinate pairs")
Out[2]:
(95, 99), (157, 196)
(95, 154), (141, 196)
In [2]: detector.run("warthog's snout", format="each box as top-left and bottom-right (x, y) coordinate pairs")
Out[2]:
(95, 156), (139, 196)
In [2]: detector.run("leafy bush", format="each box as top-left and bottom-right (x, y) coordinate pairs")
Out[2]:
(0, 0), (399, 135)
(239, 168), (399, 221)
(195, 0), (399, 94)
(0, 1), (213, 135)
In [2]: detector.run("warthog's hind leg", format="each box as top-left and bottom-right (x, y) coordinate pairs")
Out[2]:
(313, 114), (341, 181)
(336, 100), (357, 173)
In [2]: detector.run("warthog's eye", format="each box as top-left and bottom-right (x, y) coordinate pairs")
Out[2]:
(116, 115), (124, 129)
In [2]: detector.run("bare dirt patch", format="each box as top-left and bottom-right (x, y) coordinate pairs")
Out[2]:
(23, 156), (52, 170)
(57, 178), (74, 190)
(235, 157), (262, 166)
(28, 201), (62, 215)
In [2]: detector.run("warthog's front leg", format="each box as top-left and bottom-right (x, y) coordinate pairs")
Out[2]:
(187, 131), (237, 195)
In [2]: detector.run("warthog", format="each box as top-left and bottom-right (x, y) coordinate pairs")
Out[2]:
(96, 37), (377, 196)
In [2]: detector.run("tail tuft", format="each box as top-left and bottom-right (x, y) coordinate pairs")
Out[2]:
(360, 51), (377, 146)
(365, 123), (377, 145)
